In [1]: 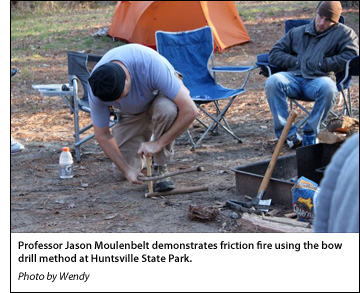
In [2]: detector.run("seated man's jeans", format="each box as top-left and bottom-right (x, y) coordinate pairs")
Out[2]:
(265, 72), (338, 138)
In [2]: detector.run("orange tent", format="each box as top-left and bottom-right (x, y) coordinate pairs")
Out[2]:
(108, 1), (251, 51)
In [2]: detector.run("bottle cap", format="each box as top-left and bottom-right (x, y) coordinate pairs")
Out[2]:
(62, 147), (70, 152)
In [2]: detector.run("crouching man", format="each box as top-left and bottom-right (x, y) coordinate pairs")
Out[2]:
(88, 44), (199, 191)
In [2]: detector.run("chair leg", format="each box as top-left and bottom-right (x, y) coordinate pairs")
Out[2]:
(329, 110), (340, 119)
(220, 116), (233, 133)
(290, 99), (328, 130)
(60, 95), (74, 114)
(341, 88), (352, 117)
(187, 130), (197, 151)
(211, 101), (234, 134)
(195, 117), (212, 131)
(211, 101), (221, 134)
(195, 105), (219, 135)
(207, 101), (243, 143)
(289, 86), (354, 132)
(348, 88), (352, 117)
(72, 78), (82, 162)
(191, 120), (217, 150)
(190, 102), (242, 150)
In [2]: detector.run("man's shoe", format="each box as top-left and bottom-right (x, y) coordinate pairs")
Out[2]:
(11, 136), (25, 154)
(153, 165), (175, 192)
(286, 133), (302, 149)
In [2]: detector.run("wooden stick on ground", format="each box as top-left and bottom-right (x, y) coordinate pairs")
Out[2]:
(146, 156), (153, 194)
(139, 166), (204, 182)
(145, 186), (209, 198)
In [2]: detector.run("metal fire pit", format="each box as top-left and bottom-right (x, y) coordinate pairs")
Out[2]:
(296, 143), (340, 184)
(231, 155), (297, 208)
(231, 143), (340, 208)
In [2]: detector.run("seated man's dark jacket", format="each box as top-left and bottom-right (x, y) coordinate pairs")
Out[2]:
(269, 19), (359, 79)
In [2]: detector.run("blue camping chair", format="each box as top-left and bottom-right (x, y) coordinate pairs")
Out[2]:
(256, 17), (358, 129)
(155, 26), (258, 150)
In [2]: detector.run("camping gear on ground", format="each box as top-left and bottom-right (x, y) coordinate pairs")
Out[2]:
(227, 110), (297, 210)
(292, 176), (319, 222)
(139, 166), (205, 198)
(156, 26), (258, 150)
(108, 1), (250, 51)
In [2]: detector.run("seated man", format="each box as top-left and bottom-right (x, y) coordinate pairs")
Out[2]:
(265, 1), (358, 148)
(88, 44), (199, 192)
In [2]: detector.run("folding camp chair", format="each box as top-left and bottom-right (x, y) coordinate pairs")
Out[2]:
(32, 51), (119, 162)
(256, 17), (358, 130)
(155, 26), (258, 150)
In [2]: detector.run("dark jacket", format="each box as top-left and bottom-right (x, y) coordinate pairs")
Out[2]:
(269, 19), (359, 79)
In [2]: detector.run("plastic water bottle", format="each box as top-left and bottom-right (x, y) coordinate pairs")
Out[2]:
(302, 132), (317, 147)
(59, 147), (74, 179)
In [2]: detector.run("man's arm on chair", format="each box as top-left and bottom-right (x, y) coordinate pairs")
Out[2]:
(322, 30), (359, 73)
(268, 33), (298, 71)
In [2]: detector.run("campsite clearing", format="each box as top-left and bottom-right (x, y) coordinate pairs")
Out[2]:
(11, 2), (359, 233)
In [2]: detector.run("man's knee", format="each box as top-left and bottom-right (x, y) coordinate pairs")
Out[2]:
(265, 74), (290, 104)
(317, 78), (338, 103)
(318, 79), (338, 95)
(152, 98), (178, 123)
(265, 73), (288, 94)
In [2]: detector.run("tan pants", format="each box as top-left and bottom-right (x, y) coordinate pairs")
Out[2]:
(112, 93), (178, 179)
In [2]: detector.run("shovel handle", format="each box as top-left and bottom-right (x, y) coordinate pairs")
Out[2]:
(257, 110), (298, 197)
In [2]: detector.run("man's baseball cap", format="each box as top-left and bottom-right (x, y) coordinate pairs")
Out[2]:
(88, 62), (126, 101)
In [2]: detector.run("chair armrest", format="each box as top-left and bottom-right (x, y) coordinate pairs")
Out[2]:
(31, 84), (73, 97)
(256, 53), (270, 64)
(337, 55), (359, 91)
(255, 53), (282, 77)
(348, 55), (359, 76)
(211, 65), (257, 73)
(87, 54), (102, 63)
(210, 65), (259, 90)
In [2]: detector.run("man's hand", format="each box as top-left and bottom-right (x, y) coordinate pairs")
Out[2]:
(124, 167), (145, 185)
(94, 125), (145, 185)
(137, 141), (162, 158)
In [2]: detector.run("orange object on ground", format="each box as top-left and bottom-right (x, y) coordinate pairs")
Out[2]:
(108, 1), (251, 51)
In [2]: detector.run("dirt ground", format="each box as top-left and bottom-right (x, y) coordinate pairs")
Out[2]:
(10, 4), (359, 233)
